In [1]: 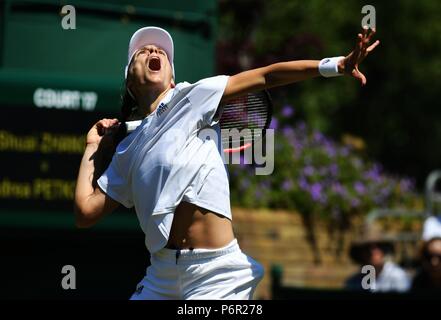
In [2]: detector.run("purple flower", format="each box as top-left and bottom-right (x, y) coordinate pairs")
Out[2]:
(329, 163), (339, 176)
(297, 121), (306, 131)
(230, 169), (238, 177)
(354, 182), (366, 195)
(269, 118), (279, 129)
(399, 178), (414, 193)
(294, 141), (304, 152)
(313, 131), (326, 144)
(350, 197), (361, 208)
(325, 142), (337, 158)
(239, 155), (247, 168)
(303, 165), (315, 176)
(282, 179), (293, 191)
(282, 126), (295, 138)
(255, 189), (263, 199)
(364, 164), (383, 183)
(240, 178), (250, 191)
(240, 154), (254, 167)
(281, 105), (295, 118)
(310, 183), (323, 201)
(381, 186), (391, 197)
(298, 176), (309, 191)
(331, 182), (346, 196)
(260, 180), (271, 191)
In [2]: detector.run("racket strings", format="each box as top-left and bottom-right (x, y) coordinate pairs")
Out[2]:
(220, 92), (270, 145)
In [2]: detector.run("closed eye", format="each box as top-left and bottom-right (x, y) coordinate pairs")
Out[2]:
(134, 49), (147, 60)
(135, 47), (165, 58)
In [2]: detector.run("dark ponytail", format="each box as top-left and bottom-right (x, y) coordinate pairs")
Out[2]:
(92, 76), (147, 184)
(92, 84), (137, 185)
(113, 84), (141, 146)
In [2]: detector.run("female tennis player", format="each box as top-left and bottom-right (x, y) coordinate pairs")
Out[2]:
(74, 26), (379, 299)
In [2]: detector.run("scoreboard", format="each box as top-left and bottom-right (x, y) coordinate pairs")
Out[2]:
(0, 0), (217, 228)
(0, 107), (106, 212)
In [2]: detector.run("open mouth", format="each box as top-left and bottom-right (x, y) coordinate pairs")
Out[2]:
(148, 57), (161, 71)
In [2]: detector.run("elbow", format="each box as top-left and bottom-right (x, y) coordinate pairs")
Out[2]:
(74, 203), (98, 229)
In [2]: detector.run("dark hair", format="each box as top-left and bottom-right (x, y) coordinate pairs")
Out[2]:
(121, 89), (137, 122)
(421, 237), (441, 260)
(91, 85), (136, 186)
(349, 241), (395, 265)
(113, 84), (143, 146)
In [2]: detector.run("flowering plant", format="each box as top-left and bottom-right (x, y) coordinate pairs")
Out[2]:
(228, 105), (419, 222)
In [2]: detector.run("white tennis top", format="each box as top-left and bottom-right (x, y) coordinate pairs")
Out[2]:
(97, 75), (232, 253)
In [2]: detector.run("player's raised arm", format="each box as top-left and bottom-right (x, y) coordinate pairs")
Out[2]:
(74, 118), (120, 228)
(222, 27), (380, 102)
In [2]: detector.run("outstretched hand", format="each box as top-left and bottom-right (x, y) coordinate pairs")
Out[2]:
(338, 27), (380, 86)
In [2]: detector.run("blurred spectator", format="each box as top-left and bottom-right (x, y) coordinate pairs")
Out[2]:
(411, 216), (441, 292)
(345, 226), (410, 292)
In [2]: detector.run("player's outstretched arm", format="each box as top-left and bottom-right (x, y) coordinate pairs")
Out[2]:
(222, 27), (379, 102)
(74, 119), (120, 228)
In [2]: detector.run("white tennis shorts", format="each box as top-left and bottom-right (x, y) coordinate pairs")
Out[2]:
(130, 239), (264, 300)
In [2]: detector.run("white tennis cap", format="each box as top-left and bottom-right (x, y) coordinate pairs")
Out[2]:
(125, 26), (175, 79)
(422, 216), (441, 241)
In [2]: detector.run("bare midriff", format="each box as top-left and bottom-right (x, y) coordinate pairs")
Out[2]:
(165, 201), (235, 250)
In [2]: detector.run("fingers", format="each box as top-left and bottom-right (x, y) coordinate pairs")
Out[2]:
(352, 69), (367, 86)
(362, 26), (369, 39)
(351, 67), (367, 86)
(366, 40), (380, 53)
(352, 33), (365, 63)
(358, 27), (372, 47)
(98, 118), (119, 127)
(356, 27), (379, 62)
(346, 27), (378, 86)
(361, 28), (370, 53)
(360, 72), (367, 86)
(366, 27), (376, 43)
(362, 27), (377, 50)
(358, 33), (363, 48)
(356, 33), (363, 49)
(95, 118), (119, 136)
(361, 26), (375, 41)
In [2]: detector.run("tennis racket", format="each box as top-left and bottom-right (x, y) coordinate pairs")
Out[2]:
(116, 90), (273, 153)
(219, 90), (272, 153)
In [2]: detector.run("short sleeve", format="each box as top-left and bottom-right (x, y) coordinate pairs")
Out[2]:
(187, 75), (229, 126)
(97, 156), (133, 208)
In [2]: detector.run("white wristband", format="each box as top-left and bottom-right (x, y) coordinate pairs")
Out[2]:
(318, 56), (345, 78)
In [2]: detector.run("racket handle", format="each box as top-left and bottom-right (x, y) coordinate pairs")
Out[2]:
(125, 120), (142, 133)
(103, 120), (142, 138)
